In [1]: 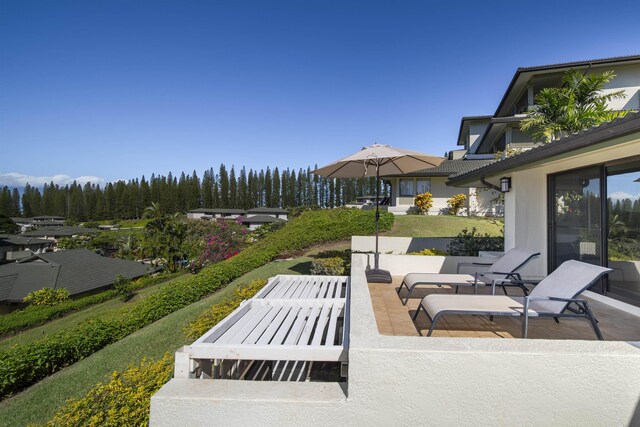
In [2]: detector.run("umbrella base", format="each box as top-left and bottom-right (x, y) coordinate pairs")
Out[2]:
(365, 268), (392, 284)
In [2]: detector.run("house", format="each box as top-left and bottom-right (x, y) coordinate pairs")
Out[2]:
(21, 225), (99, 241)
(0, 248), (158, 306)
(246, 207), (288, 220)
(239, 214), (286, 231)
(186, 208), (246, 220)
(448, 112), (640, 306)
(383, 157), (500, 215)
(385, 54), (640, 216)
(0, 234), (52, 263)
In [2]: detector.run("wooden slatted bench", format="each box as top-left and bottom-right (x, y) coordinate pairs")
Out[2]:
(178, 275), (350, 381)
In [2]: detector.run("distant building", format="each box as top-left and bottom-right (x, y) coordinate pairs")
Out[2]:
(246, 207), (288, 220)
(186, 208), (246, 220)
(238, 214), (286, 231)
(0, 234), (52, 263)
(22, 226), (99, 241)
(0, 248), (158, 306)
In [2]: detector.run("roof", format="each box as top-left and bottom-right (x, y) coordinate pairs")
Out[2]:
(0, 248), (157, 302)
(494, 54), (640, 117)
(240, 215), (286, 224)
(384, 159), (495, 178)
(448, 112), (640, 186)
(22, 226), (99, 237)
(32, 216), (65, 221)
(0, 234), (51, 246)
(247, 207), (288, 214)
(189, 208), (247, 214)
(456, 115), (493, 146)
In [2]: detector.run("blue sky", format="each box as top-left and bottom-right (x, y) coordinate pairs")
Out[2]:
(2, 0), (640, 188)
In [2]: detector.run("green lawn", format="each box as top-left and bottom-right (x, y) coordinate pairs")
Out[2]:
(0, 274), (185, 352)
(0, 257), (312, 427)
(383, 215), (503, 237)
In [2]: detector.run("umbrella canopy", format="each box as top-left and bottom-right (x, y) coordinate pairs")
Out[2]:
(313, 143), (444, 178)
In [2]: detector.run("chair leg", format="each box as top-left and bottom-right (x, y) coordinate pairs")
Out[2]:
(412, 303), (423, 321)
(426, 313), (441, 336)
(582, 301), (604, 341)
(403, 285), (415, 306)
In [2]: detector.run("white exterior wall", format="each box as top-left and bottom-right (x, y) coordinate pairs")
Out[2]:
(388, 177), (485, 215)
(598, 62), (640, 111)
(151, 250), (640, 426)
(186, 212), (209, 220)
(503, 133), (640, 278)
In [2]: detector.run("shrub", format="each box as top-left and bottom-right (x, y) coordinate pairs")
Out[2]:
(113, 275), (133, 301)
(447, 227), (504, 256)
(0, 208), (391, 399)
(414, 192), (433, 214)
(45, 354), (173, 426)
(310, 257), (345, 275)
(315, 249), (351, 272)
(447, 193), (467, 215)
(408, 248), (448, 256)
(23, 288), (70, 306)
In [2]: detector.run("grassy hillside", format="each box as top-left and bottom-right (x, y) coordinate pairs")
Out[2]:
(0, 257), (313, 427)
(383, 215), (502, 237)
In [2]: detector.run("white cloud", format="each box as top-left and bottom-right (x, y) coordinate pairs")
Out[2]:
(609, 191), (640, 201)
(0, 173), (106, 188)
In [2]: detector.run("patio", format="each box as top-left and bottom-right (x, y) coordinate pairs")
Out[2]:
(370, 277), (640, 340)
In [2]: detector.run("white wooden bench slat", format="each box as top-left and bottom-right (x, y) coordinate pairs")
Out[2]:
(297, 303), (321, 346)
(256, 304), (291, 345)
(270, 303), (301, 345)
(197, 303), (251, 344)
(242, 305), (284, 344)
(312, 302), (333, 346)
(272, 276), (297, 299)
(284, 304), (311, 345)
(325, 302), (342, 346)
(222, 305), (273, 344)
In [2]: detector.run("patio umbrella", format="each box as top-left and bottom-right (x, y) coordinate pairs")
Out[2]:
(313, 143), (443, 283)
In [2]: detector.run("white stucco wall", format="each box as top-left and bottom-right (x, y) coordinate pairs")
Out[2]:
(599, 62), (640, 111)
(151, 251), (640, 426)
(503, 132), (640, 278)
(388, 177), (487, 215)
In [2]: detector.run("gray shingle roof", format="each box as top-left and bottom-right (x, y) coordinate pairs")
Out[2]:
(448, 112), (640, 185)
(0, 234), (51, 246)
(240, 215), (285, 224)
(189, 208), (247, 214)
(247, 207), (288, 214)
(0, 248), (157, 302)
(384, 159), (495, 178)
(22, 226), (99, 237)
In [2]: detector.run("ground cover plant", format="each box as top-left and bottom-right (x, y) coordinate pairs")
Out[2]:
(0, 208), (391, 399)
(383, 215), (503, 238)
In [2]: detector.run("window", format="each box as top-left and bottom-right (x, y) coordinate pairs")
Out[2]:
(399, 179), (414, 197)
(416, 179), (431, 194)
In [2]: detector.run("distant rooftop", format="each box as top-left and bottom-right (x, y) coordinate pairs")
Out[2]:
(247, 207), (288, 214)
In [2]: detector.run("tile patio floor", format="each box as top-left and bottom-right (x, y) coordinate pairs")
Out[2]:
(368, 277), (640, 340)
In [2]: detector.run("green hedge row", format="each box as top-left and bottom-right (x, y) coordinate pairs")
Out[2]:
(0, 272), (184, 337)
(0, 208), (392, 399)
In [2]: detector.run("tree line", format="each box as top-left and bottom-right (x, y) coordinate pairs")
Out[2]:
(0, 165), (389, 221)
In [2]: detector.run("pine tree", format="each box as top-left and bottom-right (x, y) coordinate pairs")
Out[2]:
(272, 167), (281, 208)
(265, 167), (273, 207)
(229, 167), (237, 208)
(219, 164), (229, 208)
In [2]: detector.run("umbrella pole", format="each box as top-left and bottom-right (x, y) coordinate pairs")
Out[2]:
(365, 164), (392, 283)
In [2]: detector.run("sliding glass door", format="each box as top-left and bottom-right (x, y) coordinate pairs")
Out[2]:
(606, 165), (640, 304)
(549, 166), (603, 273)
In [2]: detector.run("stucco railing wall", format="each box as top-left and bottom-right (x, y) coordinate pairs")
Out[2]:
(352, 236), (453, 254)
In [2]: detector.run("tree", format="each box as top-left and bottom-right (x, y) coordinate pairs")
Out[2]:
(521, 69), (628, 142)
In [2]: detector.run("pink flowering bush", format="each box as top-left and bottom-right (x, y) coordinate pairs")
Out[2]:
(190, 219), (248, 271)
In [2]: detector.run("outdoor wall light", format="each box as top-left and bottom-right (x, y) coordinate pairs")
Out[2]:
(500, 177), (511, 192)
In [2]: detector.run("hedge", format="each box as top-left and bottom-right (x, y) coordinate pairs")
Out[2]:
(0, 272), (184, 338)
(0, 208), (393, 399)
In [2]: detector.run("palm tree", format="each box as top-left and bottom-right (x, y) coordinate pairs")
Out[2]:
(521, 69), (628, 142)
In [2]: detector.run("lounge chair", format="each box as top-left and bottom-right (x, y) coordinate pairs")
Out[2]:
(397, 248), (540, 305)
(412, 260), (612, 340)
